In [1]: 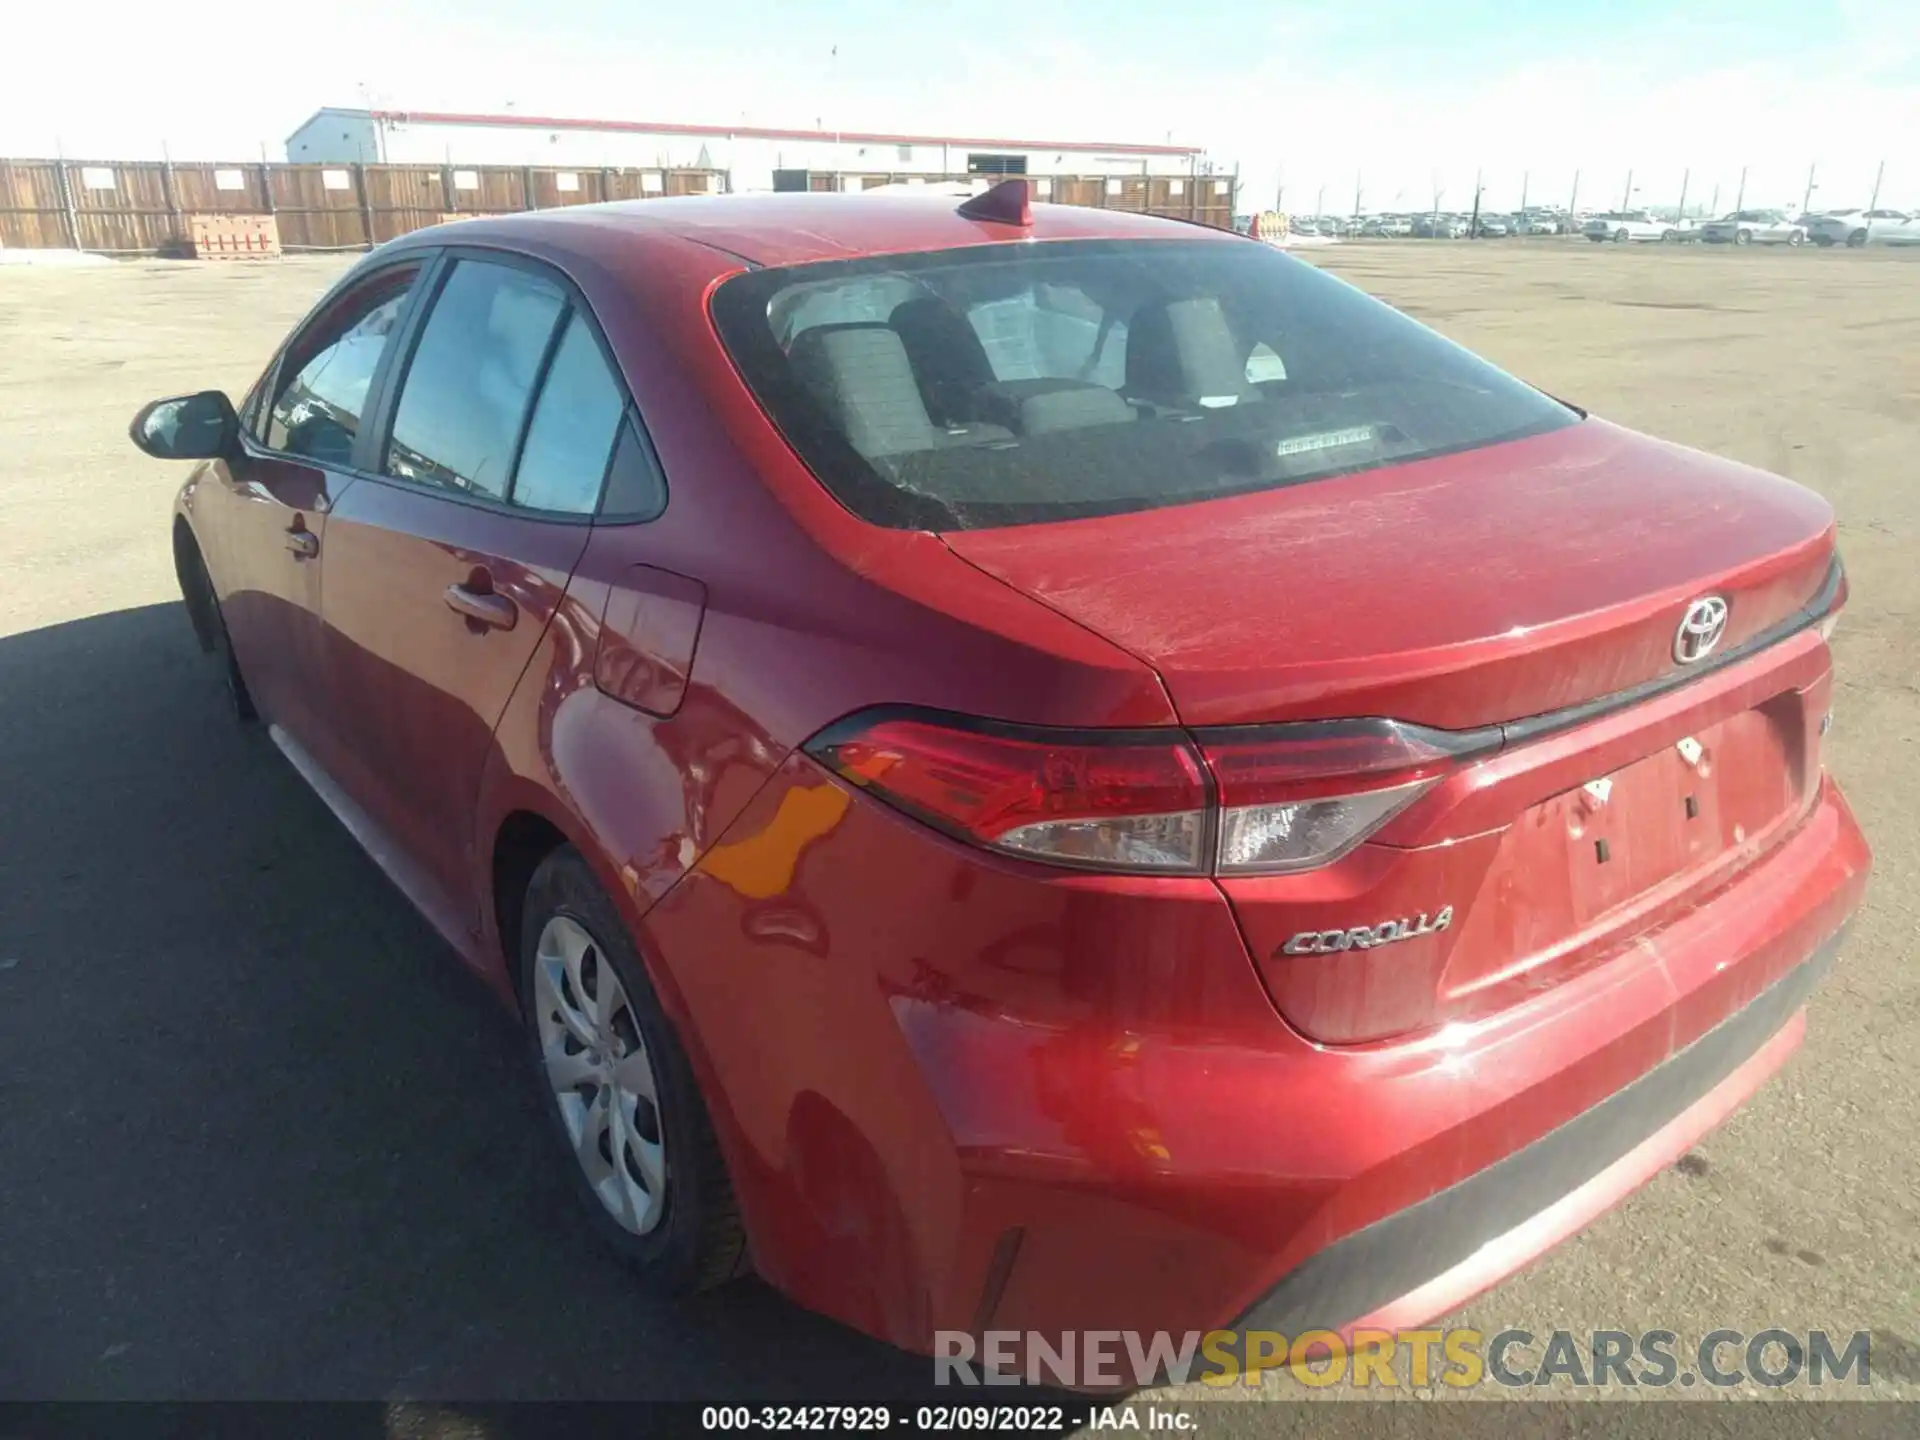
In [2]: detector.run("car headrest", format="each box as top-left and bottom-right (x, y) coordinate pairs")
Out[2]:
(888, 297), (996, 427)
(787, 323), (940, 458)
(1125, 295), (1257, 409)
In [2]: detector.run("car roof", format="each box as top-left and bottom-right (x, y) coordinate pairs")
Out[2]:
(410, 190), (1240, 269)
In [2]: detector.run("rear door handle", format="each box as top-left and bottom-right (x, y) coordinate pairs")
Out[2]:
(444, 583), (518, 631)
(285, 527), (319, 559)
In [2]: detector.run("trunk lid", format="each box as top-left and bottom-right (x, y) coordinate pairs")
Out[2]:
(941, 419), (1835, 732)
(944, 418), (1840, 1043)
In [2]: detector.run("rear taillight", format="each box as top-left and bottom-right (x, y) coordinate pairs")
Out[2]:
(803, 714), (1210, 873)
(1204, 718), (1497, 873)
(1818, 562), (1847, 642)
(805, 710), (1497, 876)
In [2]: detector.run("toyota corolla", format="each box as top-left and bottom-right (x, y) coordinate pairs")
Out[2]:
(131, 180), (1869, 1357)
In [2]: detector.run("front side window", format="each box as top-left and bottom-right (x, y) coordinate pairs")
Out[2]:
(384, 260), (565, 500)
(266, 266), (420, 465)
(711, 238), (1578, 530)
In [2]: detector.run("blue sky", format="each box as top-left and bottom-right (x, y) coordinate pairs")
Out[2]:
(4, 0), (1916, 210)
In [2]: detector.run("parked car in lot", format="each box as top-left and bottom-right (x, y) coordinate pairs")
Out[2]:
(1806, 208), (1917, 247)
(1584, 210), (1673, 243)
(1699, 209), (1808, 246)
(1474, 215), (1511, 237)
(1513, 214), (1561, 235)
(131, 183), (1868, 1357)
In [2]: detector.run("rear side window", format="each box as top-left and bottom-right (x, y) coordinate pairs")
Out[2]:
(266, 267), (418, 464)
(512, 313), (626, 515)
(599, 419), (669, 520)
(384, 260), (565, 500)
(710, 238), (1578, 530)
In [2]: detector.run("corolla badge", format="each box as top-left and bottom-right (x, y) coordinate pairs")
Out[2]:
(1281, 906), (1454, 956)
(1673, 595), (1730, 664)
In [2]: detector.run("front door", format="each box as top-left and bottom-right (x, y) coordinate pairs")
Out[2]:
(314, 254), (629, 924)
(203, 262), (424, 754)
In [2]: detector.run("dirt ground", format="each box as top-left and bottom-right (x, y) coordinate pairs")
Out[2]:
(0, 241), (1915, 1409)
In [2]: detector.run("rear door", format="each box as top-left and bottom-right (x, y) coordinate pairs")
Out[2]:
(315, 251), (630, 919)
(199, 260), (425, 754)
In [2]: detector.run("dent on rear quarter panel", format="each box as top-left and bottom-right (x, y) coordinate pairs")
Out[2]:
(472, 552), (783, 983)
(639, 748), (1283, 1350)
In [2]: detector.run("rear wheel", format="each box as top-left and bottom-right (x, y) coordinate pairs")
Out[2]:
(1788, 230), (1805, 247)
(519, 846), (747, 1292)
(1612, 228), (1629, 244)
(1815, 234), (1835, 247)
(1847, 229), (1868, 248)
(1734, 229), (1752, 246)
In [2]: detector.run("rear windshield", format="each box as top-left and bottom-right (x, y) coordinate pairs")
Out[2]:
(710, 238), (1578, 530)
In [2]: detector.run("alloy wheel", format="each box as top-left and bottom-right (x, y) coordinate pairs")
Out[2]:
(533, 914), (668, 1236)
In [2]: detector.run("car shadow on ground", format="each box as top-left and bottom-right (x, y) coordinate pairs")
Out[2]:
(0, 602), (1038, 1403)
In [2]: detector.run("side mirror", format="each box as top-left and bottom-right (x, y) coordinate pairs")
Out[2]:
(130, 390), (239, 461)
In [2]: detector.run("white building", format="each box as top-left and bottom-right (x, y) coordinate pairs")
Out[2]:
(285, 108), (1204, 190)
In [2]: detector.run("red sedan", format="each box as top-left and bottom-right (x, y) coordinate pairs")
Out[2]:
(132, 181), (1868, 1357)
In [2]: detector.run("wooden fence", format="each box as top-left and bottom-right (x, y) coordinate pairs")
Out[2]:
(825, 171), (1236, 228)
(0, 158), (1234, 254)
(0, 159), (726, 253)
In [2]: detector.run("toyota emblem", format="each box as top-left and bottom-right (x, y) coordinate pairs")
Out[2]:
(1674, 595), (1729, 664)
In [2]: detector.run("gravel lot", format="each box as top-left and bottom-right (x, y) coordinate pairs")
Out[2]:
(0, 241), (1915, 1412)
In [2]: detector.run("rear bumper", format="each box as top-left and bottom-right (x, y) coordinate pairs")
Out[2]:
(1238, 924), (1842, 1335)
(949, 776), (1869, 1343)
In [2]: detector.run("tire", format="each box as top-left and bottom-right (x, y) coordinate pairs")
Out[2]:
(1815, 235), (1834, 247)
(1847, 230), (1867, 249)
(1612, 228), (1629, 244)
(181, 536), (257, 722)
(1788, 230), (1805, 247)
(1734, 229), (1752, 246)
(519, 845), (747, 1293)
(1662, 229), (1678, 242)
(1588, 234), (1604, 243)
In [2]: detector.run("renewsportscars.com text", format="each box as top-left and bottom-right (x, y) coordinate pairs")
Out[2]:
(934, 1327), (1875, 1390)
